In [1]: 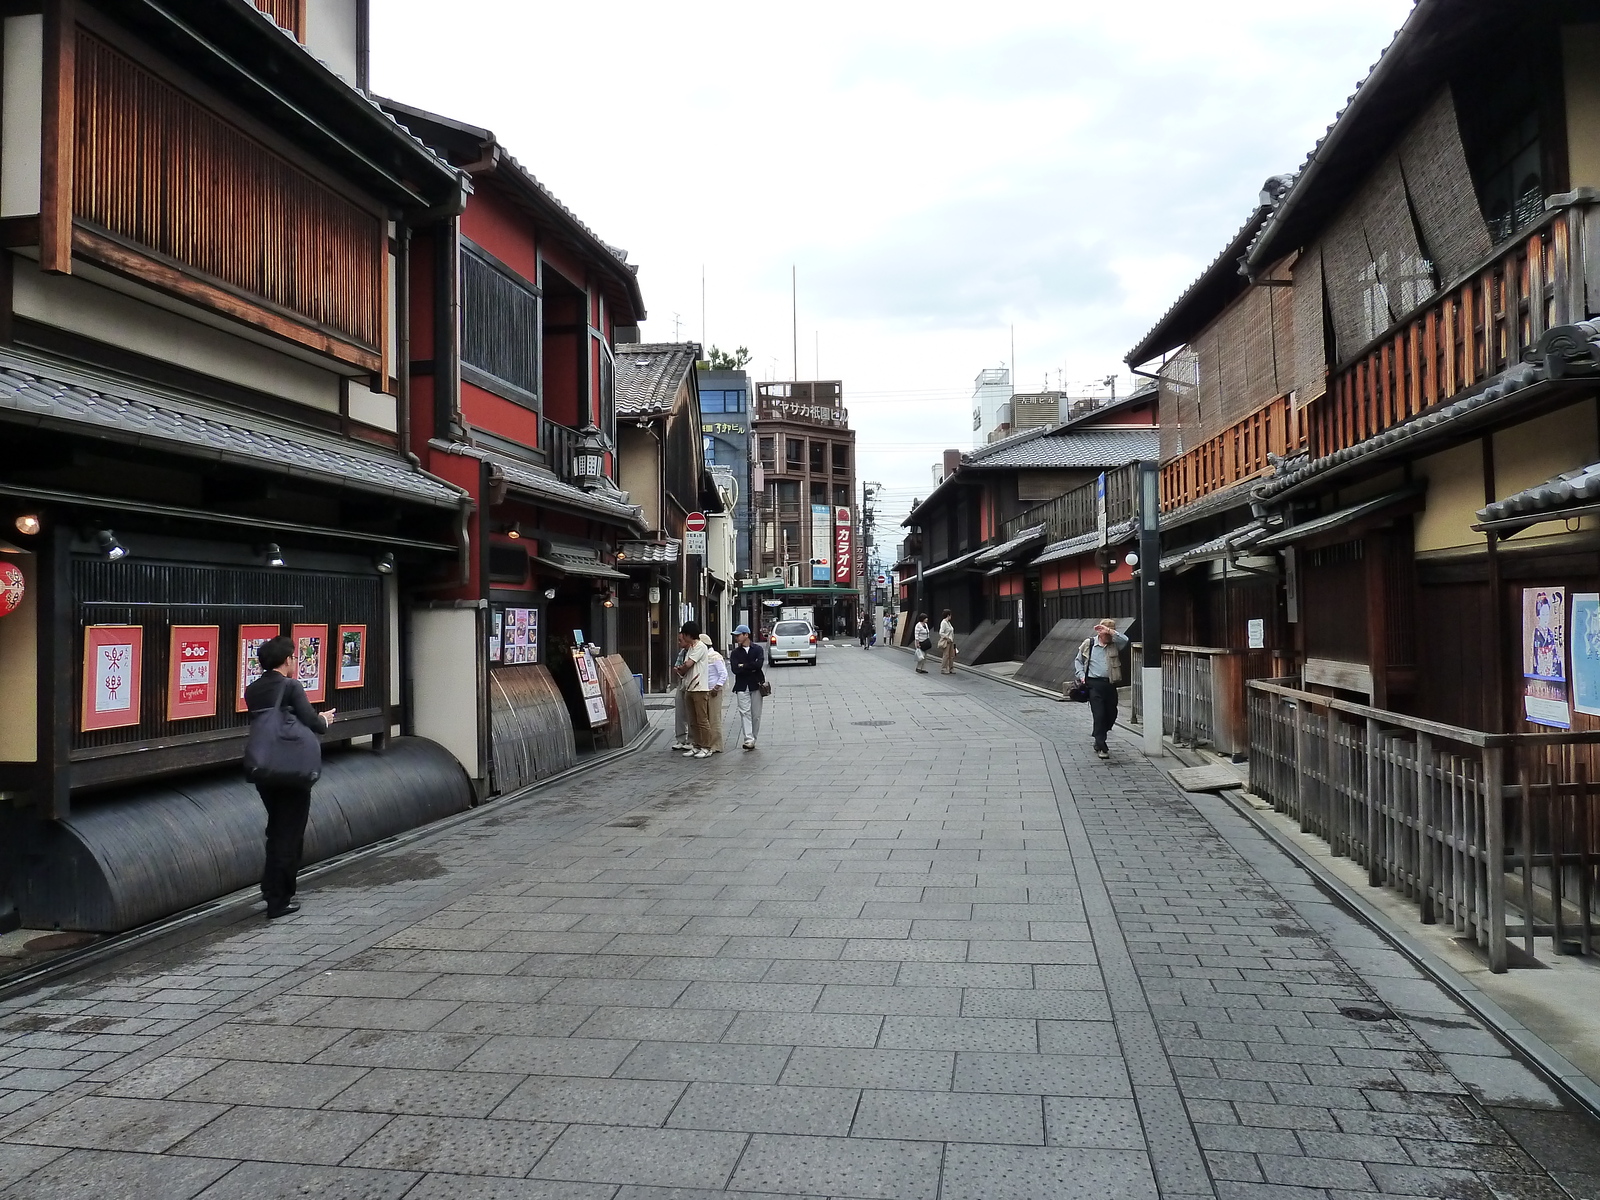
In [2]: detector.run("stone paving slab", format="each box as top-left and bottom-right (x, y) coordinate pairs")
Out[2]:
(1, 646), (1598, 1197)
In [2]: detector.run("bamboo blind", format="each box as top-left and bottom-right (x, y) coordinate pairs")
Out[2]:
(1294, 243), (1328, 404)
(73, 32), (383, 349)
(1399, 88), (1493, 283)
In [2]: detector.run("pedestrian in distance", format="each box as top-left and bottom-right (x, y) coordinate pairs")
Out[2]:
(913, 612), (932, 673)
(674, 622), (714, 758)
(938, 609), (958, 674)
(729, 624), (767, 749)
(859, 614), (873, 649)
(243, 635), (334, 919)
(1074, 618), (1130, 760)
(701, 633), (727, 753)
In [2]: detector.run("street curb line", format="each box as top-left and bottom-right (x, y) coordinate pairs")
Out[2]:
(0, 724), (661, 1004)
(1209, 782), (1600, 1123)
(890, 644), (1068, 702)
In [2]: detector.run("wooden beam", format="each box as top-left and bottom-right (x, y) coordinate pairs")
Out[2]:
(73, 226), (383, 373)
(39, 0), (74, 274)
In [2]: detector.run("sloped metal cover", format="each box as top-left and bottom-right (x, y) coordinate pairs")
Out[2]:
(1014, 617), (1139, 695)
(490, 663), (578, 793)
(16, 738), (471, 932)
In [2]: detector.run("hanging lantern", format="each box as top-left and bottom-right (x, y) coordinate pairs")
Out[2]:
(0, 561), (23, 617)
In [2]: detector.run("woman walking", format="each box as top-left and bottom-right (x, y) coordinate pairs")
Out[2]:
(729, 624), (766, 749)
(858, 613), (873, 650)
(913, 613), (932, 673)
(938, 610), (958, 674)
(244, 636), (334, 919)
(701, 633), (728, 753)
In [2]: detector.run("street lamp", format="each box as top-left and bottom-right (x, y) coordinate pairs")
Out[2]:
(574, 425), (606, 488)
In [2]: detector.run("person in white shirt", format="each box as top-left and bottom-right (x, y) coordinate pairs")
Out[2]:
(938, 610), (957, 674)
(701, 633), (727, 753)
(674, 622), (713, 758)
(1073, 618), (1130, 760)
(913, 613), (932, 674)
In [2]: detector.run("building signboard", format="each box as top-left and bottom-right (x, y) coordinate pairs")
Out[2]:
(810, 505), (833, 583)
(834, 506), (853, 585)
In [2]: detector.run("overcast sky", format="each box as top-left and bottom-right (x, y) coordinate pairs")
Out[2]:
(372, 0), (1416, 546)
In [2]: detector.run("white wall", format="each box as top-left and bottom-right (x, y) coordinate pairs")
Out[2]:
(1, 15), (41, 219)
(304, 0), (362, 88)
(12, 259), (344, 412)
(410, 607), (482, 780)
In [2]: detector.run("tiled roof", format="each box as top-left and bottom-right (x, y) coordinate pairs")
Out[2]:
(617, 343), (700, 416)
(921, 549), (983, 579)
(1158, 478), (1261, 532)
(430, 440), (645, 529)
(1160, 520), (1270, 573)
(617, 540), (681, 564)
(1478, 461), (1600, 529)
(964, 427), (1159, 470)
(973, 524), (1047, 566)
(1032, 519), (1139, 567)
(0, 350), (463, 507)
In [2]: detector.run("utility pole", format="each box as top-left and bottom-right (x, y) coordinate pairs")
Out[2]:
(1138, 459), (1162, 756)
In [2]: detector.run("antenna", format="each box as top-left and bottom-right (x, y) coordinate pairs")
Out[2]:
(672, 312), (682, 340)
(815, 331), (820, 379)
(701, 266), (706, 350)
(1010, 325), (1015, 388)
(791, 265), (798, 382)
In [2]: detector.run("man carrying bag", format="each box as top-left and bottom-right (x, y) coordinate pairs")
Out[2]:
(243, 636), (334, 918)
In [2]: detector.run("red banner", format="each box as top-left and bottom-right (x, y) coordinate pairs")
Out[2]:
(167, 625), (220, 721)
(82, 625), (142, 732)
(834, 506), (853, 585)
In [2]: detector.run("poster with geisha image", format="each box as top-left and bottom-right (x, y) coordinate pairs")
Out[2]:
(166, 625), (220, 721)
(1523, 587), (1570, 729)
(336, 625), (366, 688)
(82, 625), (143, 732)
(292, 623), (327, 704)
(237, 623), (280, 712)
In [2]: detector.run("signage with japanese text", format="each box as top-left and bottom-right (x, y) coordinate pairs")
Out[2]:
(834, 506), (853, 585)
(82, 625), (142, 732)
(237, 624), (280, 712)
(167, 625), (220, 721)
(292, 623), (327, 704)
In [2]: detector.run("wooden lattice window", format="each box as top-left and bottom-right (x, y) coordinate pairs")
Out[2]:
(248, 0), (306, 40)
(72, 31), (384, 359)
(462, 245), (541, 403)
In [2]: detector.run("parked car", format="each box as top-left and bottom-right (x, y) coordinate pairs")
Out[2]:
(769, 619), (818, 666)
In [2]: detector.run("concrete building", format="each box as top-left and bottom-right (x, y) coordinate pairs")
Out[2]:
(971, 367), (1012, 446)
(696, 367), (752, 579)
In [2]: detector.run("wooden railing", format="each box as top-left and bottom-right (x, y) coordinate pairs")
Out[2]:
(249, 0), (305, 38)
(1160, 394), (1305, 512)
(541, 418), (579, 481)
(1247, 678), (1600, 972)
(1131, 645), (1286, 756)
(1308, 206), (1579, 460)
(1002, 462), (1138, 543)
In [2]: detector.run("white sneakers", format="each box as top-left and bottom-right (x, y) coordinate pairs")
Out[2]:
(669, 741), (690, 751)
(741, 739), (755, 750)
(691, 748), (711, 758)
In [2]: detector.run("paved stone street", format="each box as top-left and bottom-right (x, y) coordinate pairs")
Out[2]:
(3, 646), (1600, 1199)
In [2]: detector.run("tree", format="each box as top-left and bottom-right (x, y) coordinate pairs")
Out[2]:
(707, 345), (751, 371)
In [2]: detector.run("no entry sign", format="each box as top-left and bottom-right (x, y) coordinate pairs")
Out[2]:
(685, 512), (707, 533)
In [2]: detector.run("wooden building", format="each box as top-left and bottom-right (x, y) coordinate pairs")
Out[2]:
(902, 389), (1157, 664)
(0, 0), (473, 932)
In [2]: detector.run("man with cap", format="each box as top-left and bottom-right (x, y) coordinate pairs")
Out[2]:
(1073, 618), (1129, 760)
(728, 624), (766, 750)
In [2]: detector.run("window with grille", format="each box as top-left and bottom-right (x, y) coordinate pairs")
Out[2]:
(462, 245), (541, 405)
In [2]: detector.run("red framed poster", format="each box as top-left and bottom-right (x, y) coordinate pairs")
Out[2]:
(236, 623), (281, 712)
(81, 625), (143, 732)
(336, 624), (367, 689)
(292, 623), (327, 703)
(166, 625), (220, 721)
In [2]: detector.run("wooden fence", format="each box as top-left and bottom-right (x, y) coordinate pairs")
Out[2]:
(1248, 679), (1600, 972)
(1132, 645), (1283, 757)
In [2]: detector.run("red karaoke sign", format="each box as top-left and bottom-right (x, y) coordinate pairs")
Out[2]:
(834, 506), (853, 585)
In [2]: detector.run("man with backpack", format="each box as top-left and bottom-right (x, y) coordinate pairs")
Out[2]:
(244, 636), (333, 918)
(1073, 619), (1128, 760)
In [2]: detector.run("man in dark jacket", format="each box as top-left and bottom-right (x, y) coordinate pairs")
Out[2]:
(245, 636), (333, 918)
(728, 624), (766, 750)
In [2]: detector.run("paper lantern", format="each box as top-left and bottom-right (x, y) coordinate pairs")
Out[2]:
(0, 561), (22, 617)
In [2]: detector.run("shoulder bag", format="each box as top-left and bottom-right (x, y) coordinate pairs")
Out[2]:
(243, 674), (323, 787)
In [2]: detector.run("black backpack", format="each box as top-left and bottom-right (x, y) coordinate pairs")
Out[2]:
(243, 673), (322, 787)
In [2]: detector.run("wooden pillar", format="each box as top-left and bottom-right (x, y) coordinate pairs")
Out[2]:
(40, 0), (75, 275)
(35, 522), (72, 819)
(1364, 529), (1390, 710)
(1483, 434), (1504, 734)
(433, 216), (463, 442)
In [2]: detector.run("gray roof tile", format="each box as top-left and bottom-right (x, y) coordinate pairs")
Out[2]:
(0, 350), (463, 507)
(617, 343), (700, 416)
(1479, 460), (1600, 528)
(965, 427), (1158, 470)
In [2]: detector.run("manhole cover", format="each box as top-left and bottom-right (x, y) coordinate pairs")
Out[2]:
(850, 720), (895, 727)
(1338, 1005), (1393, 1023)
(24, 932), (98, 954)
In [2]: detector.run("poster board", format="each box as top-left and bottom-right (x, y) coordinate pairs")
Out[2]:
(237, 624), (280, 712)
(1522, 587), (1570, 729)
(82, 625), (143, 731)
(1573, 593), (1600, 717)
(572, 645), (608, 725)
(336, 624), (367, 688)
(488, 609), (503, 663)
(166, 625), (220, 721)
(501, 607), (539, 664)
(292, 623), (327, 704)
